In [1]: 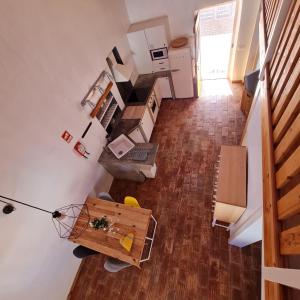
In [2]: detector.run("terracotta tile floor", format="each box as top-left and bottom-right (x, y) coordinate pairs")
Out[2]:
(69, 80), (261, 300)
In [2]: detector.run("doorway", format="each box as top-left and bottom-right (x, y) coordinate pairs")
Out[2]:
(195, 2), (236, 81)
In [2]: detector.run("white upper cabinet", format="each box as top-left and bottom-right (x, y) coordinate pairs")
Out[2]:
(127, 31), (153, 75)
(144, 25), (168, 49)
(127, 16), (171, 75)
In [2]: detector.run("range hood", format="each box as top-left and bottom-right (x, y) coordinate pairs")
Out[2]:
(112, 63), (133, 82)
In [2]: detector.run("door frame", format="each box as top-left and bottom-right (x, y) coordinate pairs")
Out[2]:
(194, 0), (238, 81)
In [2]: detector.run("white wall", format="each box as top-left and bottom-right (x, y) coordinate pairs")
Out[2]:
(0, 1), (130, 299)
(244, 8), (260, 75)
(229, 88), (263, 247)
(229, 0), (261, 81)
(125, 0), (226, 38)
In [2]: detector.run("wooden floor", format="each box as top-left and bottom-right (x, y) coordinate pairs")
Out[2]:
(69, 80), (261, 300)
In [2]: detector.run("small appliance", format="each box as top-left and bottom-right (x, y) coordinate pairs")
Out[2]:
(150, 47), (168, 61)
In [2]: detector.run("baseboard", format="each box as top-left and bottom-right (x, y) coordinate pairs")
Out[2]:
(66, 260), (85, 300)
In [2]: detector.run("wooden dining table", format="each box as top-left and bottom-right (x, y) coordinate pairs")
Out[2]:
(69, 196), (152, 267)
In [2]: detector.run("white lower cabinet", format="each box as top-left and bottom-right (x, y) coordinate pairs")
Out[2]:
(140, 108), (154, 142)
(157, 77), (172, 98)
(128, 127), (145, 143)
(139, 163), (157, 178)
(153, 81), (161, 107)
(127, 107), (154, 143)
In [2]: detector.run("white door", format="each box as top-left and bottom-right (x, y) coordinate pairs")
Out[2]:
(127, 31), (153, 74)
(198, 2), (236, 79)
(140, 108), (154, 142)
(169, 48), (194, 98)
(145, 25), (167, 49)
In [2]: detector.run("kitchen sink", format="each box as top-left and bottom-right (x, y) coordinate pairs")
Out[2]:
(107, 134), (135, 159)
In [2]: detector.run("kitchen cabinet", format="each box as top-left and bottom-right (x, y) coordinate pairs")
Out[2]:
(145, 25), (168, 49)
(153, 81), (161, 107)
(127, 31), (153, 74)
(122, 105), (154, 143)
(147, 89), (159, 123)
(155, 77), (172, 102)
(139, 163), (157, 178)
(152, 59), (170, 72)
(127, 16), (171, 75)
(212, 146), (247, 230)
(99, 143), (159, 181)
(240, 88), (253, 117)
(128, 127), (145, 143)
(140, 107), (154, 142)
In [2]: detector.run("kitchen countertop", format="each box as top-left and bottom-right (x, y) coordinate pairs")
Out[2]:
(135, 71), (175, 100)
(108, 119), (140, 141)
(134, 71), (171, 88)
(99, 143), (159, 166)
(122, 105), (146, 120)
(126, 70), (174, 106)
(108, 71), (174, 141)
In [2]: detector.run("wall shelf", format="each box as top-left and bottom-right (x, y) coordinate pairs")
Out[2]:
(99, 99), (118, 130)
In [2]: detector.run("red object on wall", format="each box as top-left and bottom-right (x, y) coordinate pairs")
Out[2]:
(61, 131), (73, 143)
(74, 141), (90, 159)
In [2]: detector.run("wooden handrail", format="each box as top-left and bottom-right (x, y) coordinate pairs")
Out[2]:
(261, 1), (284, 298)
(261, 0), (300, 298)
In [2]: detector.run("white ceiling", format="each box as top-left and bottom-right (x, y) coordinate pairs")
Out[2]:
(125, 0), (228, 38)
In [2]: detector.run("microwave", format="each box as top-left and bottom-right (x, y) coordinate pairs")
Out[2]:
(150, 47), (168, 61)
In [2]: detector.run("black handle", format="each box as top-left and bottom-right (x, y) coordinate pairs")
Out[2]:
(82, 122), (92, 139)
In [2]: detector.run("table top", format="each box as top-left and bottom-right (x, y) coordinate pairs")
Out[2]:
(216, 145), (247, 207)
(69, 196), (152, 267)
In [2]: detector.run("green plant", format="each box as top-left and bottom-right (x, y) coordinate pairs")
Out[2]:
(90, 216), (109, 230)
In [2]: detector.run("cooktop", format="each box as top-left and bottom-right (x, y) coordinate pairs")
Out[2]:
(126, 87), (151, 106)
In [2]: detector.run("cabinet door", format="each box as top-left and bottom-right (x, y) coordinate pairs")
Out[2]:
(154, 81), (162, 107)
(128, 127), (146, 143)
(103, 163), (145, 182)
(153, 58), (170, 72)
(157, 77), (172, 99)
(145, 25), (167, 49)
(127, 31), (153, 74)
(140, 108), (154, 142)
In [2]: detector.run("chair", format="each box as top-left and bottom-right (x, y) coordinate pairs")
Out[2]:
(73, 245), (99, 259)
(124, 196), (140, 207)
(104, 257), (131, 272)
(98, 192), (114, 202)
(123, 196), (157, 263)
